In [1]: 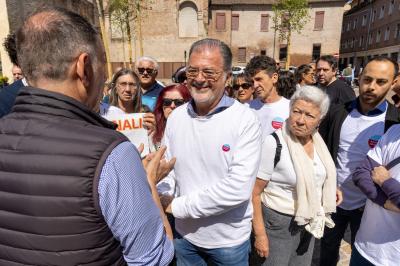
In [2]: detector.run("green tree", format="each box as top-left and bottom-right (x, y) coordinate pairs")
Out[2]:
(109, 0), (133, 67)
(95, 0), (113, 80)
(273, 0), (310, 69)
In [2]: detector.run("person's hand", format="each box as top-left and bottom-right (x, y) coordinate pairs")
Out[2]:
(254, 234), (269, 258)
(384, 200), (400, 213)
(142, 146), (176, 185)
(336, 188), (343, 206)
(372, 166), (391, 186)
(143, 112), (156, 136)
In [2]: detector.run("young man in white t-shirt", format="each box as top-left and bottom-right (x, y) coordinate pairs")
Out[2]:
(319, 56), (400, 266)
(245, 55), (290, 140)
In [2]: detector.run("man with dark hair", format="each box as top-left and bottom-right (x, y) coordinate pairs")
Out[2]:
(319, 56), (400, 266)
(159, 38), (262, 265)
(0, 33), (27, 118)
(317, 55), (356, 105)
(245, 55), (290, 139)
(0, 8), (173, 265)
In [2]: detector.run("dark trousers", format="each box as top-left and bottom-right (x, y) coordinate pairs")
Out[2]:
(319, 207), (364, 266)
(350, 247), (375, 266)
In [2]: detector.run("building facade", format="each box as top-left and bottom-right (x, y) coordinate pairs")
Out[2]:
(340, 0), (400, 74)
(208, 0), (346, 67)
(105, 0), (346, 79)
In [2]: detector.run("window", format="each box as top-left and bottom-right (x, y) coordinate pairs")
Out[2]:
(238, 47), (246, 63)
(379, 6), (385, 19)
(391, 52), (398, 62)
(353, 19), (357, 29)
(376, 30), (381, 43)
(260, 14), (269, 31)
(312, 44), (321, 61)
(372, 10), (376, 22)
(384, 27), (390, 41)
(344, 41), (348, 49)
(368, 33), (373, 44)
(216, 13), (226, 31)
(389, 0), (394, 14)
(279, 45), (287, 61)
(347, 22), (350, 31)
(314, 11), (324, 30)
(231, 14), (239, 31)
(178, 2), (198, 38)
(350, 38), (354, 48)
(395, 24), (400, 39)
(359, 36), (363, 47)
(260, 50), (266, 55)
(362, 14), (367, 26)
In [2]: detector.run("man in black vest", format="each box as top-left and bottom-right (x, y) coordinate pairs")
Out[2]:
(0, 8), (173, 265)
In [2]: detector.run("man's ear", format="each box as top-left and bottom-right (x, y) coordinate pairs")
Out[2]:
(76, 52), (93, 88)
(272, 72), (279, 84)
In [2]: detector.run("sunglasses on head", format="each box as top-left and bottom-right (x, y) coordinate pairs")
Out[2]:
(137, 68), (156, 75)
(233, 83), (252, 90)
(162, 98), (186, 107)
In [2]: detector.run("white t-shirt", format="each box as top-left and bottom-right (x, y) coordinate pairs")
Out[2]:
(247, 97), (290, 140)
(160, 101), (262, 248)
(99, 103), (125, 117)
(257, 129), (326, 215)
(336, 108), (386, 210)
(355, 124), (400, 266)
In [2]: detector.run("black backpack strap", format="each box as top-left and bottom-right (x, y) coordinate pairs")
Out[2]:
(386, 156), (400, 170)
(271, 132), (282, 168)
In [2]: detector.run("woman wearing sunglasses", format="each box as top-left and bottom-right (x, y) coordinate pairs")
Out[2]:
(100, 68), (156, 134)
(152, 83), (191, 147)
(232, 73), (255, 104)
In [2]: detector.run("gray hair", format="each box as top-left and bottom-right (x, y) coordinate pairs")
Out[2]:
(16, 8), (100, 82)
(290, 86), (330, 118)
(189, 38), (232, 72)
(135, 56), (159, 70)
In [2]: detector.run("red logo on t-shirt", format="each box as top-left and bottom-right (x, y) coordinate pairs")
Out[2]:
(222, 144), (230, 152)
(271, 117), (284, 129)
(368, 135), (381, 148)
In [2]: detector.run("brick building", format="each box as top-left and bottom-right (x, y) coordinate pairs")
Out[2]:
(339, 0), (400, 74)
(208, 0), (346, 66)
(105, 0), (346, 79)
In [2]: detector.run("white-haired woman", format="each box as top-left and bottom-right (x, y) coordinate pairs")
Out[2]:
(252, 86), (342, 265)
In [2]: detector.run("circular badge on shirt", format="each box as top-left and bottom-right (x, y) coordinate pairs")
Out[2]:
(222, 144), (230, 152)
(368, 135), (381, 148)
(271, 117), (284, 129)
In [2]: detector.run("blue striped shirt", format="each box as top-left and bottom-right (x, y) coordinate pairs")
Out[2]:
(98, 141), (174, 265)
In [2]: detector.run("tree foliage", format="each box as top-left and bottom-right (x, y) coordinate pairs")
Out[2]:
(272, 0), (310, 68)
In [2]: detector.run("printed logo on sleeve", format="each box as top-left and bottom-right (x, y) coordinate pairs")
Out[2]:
(271, 117), (284, 129)
(368, 135), (381, 148)
(222, 144), (231, 152)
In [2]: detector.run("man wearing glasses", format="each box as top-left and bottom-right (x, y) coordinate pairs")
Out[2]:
(158, 38), (262, 265)
(135, 56), (164, 110)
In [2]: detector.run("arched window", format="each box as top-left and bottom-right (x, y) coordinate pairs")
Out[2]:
(178, 1), (198, 38)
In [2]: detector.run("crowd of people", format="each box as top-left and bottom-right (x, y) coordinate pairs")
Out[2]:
(0, 7), (399, 266)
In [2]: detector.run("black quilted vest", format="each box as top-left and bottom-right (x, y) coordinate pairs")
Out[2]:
(0, 87), (128, 266)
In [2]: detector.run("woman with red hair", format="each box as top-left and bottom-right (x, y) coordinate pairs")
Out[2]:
(152, 83), (191, 147)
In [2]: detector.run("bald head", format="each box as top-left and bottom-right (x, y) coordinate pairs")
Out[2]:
(16, 8), (101, 83)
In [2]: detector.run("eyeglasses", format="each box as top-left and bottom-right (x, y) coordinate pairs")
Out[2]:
(137, 68), (156, 75)
(118, 82), (136, 88)
(162, 98), (186, 107)
(233, 83), (252, 90)
(186, 67), (223, 81)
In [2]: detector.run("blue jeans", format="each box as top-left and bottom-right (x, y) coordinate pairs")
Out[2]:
(174, 236), (250, 266)
(350, 247), (375, 266)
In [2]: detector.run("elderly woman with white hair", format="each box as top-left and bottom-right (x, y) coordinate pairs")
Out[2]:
(251, 86), (342, 266)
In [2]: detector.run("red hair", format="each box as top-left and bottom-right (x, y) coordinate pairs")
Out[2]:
(153, 84), (191, 144)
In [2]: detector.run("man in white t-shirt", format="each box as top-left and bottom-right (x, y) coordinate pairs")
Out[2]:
(159, 38), (262, 265)
(352, 124), (400, 265)
(245, 55), (290, 140)
(319, 56), (400, 266)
